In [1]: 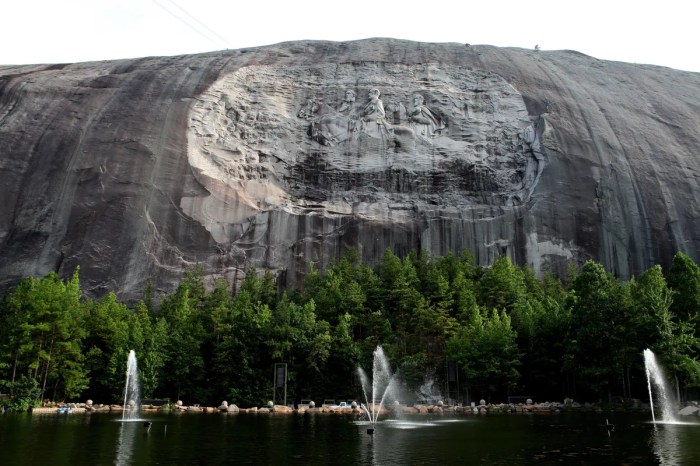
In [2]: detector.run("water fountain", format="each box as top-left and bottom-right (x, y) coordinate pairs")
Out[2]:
(644, 348), (680, 424)
(357, 346), (400, 433)
(122, 350), (140, 421)
(417, 378), (442, 405)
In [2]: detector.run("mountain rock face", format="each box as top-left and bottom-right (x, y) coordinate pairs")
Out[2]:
(1, 39), (699, 300)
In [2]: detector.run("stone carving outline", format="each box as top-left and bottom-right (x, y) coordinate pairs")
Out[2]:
(184, 63), (547, 247)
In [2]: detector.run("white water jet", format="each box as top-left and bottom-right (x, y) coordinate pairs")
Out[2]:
(644, 348), (679, 424)
(417, 378), (442, 405)
(357, 346), (399, 424)
(122, 350), (140, 421)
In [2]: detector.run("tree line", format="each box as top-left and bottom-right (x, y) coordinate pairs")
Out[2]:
(1, 249), (700, 411)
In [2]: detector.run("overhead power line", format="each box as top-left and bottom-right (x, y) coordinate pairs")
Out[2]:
(162, 0), (231, 47)
(152, 0), (230, 48)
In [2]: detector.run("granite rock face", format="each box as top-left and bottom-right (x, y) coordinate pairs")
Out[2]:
(1, 39), (699, 300)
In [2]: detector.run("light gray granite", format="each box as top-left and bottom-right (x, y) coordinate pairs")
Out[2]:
(0, 39), (698, 299)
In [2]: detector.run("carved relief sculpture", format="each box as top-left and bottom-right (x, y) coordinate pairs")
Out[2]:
(184, 63), (546, 272)
(408, 93), (446, 138)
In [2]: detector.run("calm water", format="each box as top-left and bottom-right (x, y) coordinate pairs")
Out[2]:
(1, 411), (699, 465)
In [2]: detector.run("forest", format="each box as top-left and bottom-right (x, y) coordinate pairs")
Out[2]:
(1, 249), (700, 411)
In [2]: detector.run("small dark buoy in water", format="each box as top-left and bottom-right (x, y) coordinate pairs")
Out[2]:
(366, 428), (374, 435)
(144, 421), (152, 433)
(605, 419), (615, 437)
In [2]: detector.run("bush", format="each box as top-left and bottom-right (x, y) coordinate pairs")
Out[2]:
(0, 377), (42, 412)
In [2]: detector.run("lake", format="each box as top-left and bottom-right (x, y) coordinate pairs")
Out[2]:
(1, 411), (699, 465)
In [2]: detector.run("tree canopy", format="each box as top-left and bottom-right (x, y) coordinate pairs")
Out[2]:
(2, 249), (699, 411)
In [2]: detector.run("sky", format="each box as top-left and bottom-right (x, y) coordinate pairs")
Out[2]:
(2, 0), (699, 73)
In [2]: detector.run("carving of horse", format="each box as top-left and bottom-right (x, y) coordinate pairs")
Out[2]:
(297, 99), (335, 120)
(297, 99), (355, 146)
(297, 98), (416, 150)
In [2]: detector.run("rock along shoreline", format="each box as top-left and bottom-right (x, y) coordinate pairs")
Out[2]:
(28, 398), (700, 417)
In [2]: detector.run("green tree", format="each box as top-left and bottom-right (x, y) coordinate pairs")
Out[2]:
(159, 286), (206, 402)
(511, 285), (570, 400)
(564, 261), (628, 400)
(317, 312), (360, 399)
(310, 268), (366, 326)
(267, 296), (331, 401)
(209, 279), (274, 407)
(306, 250), (382, 343)
(477, 256), (525, 313)
(448, 308), (520, 401)
(2, 270), (88, 401)
(84, 292), (131, 402)
(378, 249), (421, 355)
(666, 252), (700, 325)
(0, 376), (42, 412)
(632, 265), (700, 398)
(450, 269), (479, 319)
(131, 301), (168, 398)
(0, 279), (35, 385)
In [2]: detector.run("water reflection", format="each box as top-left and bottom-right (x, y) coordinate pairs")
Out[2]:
(6, 412), (700, 465)
(357, 419), (455, 465)
(114, 422), (137, 466)
(383, 419), (439, 429)
(651, 424), (686, 466)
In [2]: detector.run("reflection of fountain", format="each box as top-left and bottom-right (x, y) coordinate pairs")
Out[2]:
(357, 346), (399, 428)
(644, 348), (679, 424)
(651, 423), (684, 465)
(122, 350), (140, 421)
(114, 421), (137, 466)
